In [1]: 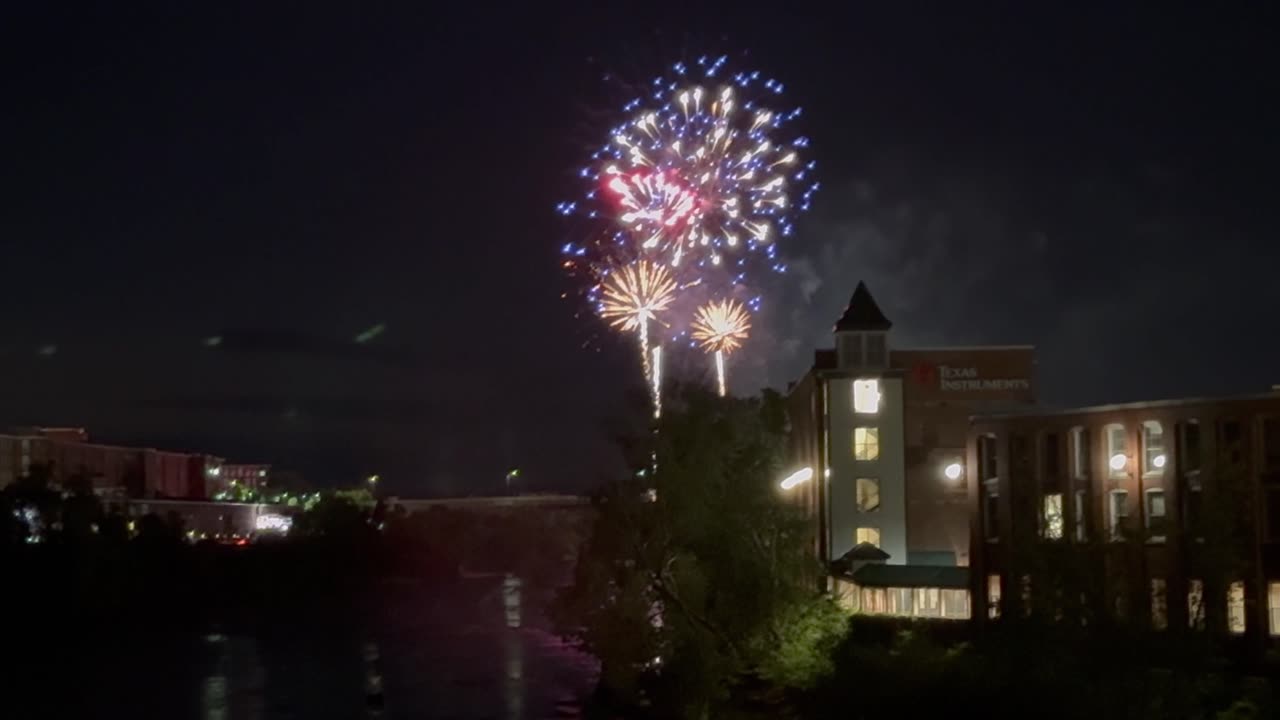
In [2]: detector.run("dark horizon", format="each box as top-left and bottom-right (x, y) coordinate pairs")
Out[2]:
(3, 3), (1277, 494)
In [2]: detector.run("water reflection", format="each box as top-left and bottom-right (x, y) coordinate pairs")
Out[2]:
(47, 575), (595, 719)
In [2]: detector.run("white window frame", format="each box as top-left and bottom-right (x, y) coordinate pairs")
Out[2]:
(1070, 426), (1088, 478)
(1145, 488), (1167, 543)
(1074, 488), (1088, 542)
(1042, 493), (1064, 540)
(1228, 581), (1246, 635)
(852, 379), (881, 414)
(987, 574), (1002, 619)
(1108, 489), (1129, 541)
(853, 426), (880, 461)
(1142, 420), (1166, 476)
(1269, 582), (1280, 637)
(1105, 424), (1127, 478)
(855, 477), (880, 512)
(1188, 579), (1205, 630)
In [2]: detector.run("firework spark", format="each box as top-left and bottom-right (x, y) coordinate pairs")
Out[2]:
(580, 57), (816, 286)
(598, 260), (677, 413)
(691, 299), (751, 396)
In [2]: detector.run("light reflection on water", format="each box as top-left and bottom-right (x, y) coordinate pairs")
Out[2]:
(48, 576), (596, 720)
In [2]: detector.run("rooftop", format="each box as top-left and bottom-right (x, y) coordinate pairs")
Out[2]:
(847, 564), (970, 589)
(834, 281), (892, 332)
(974, 389), (1280, 421)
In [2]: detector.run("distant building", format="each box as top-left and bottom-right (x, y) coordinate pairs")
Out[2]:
(0, 426), (254, 501)
(787, 281), (1036, 620)
(969, 392), (1280, 640)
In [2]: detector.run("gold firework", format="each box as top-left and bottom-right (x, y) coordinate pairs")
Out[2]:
(599, 260), (677, 416)
(598, 260), (677, 332)
(691, 299), (751, 355)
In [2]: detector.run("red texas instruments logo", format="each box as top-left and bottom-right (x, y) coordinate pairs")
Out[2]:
(911, 362), (938, 387)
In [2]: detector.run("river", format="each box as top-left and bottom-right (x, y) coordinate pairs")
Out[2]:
(24, 574), (599, 719)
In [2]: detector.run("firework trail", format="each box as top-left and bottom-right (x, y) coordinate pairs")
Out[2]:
(691, 299), (751, 396)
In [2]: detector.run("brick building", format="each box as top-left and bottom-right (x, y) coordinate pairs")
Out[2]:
(0, 427), (229, 500)
(969, 392), (1280, 640)
(787, 281), (1035, 620)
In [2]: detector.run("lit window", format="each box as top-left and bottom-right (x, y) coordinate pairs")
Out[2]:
(942, 589), (971, 620)
(852, 379), (881, 414)
(1269, 583), (1280, 637)
(1070, 426), (1089, 478)
(1188, 579), (1205, 630)
(1042, 493), (1064, 540)
(1142, 421), (1166, 475)
(888, 587), (912, 616)
(1105, 424), (1127, 478)
(1074, 489), (1088, 542)
(853, 427), (880, 460)
(914, 587), (940, 618)
(855, 477), (880, 512)
(1151, 578), (1168, 631)
(1228, 581), (1246, 635)
(860, 587), (886, 614)
(1145, 489), (1167, 542)
(987, 574), (1002, 619)
(856, 527), (881, 547)
(1108, 489), (1129, 541)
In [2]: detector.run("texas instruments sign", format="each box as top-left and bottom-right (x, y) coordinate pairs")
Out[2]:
(911, 362), (1031, 392)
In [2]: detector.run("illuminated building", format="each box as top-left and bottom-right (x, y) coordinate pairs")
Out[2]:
(0, 426), (262, 501)
(970, 392), (1280, 639)
(787, 281), (1035, 619)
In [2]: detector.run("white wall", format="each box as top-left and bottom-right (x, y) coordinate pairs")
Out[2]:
(827, 376), (907, 564)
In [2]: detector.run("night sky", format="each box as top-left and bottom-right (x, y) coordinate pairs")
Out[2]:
(3, 4), (1277, 495)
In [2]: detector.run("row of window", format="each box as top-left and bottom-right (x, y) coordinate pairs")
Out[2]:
(985, 575), (1267, 634)
(1032, 487), (1172, 542)
(833, 577), (970, 620)
(982, 416), (1280, 485)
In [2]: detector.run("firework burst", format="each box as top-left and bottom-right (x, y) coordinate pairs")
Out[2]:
(560, 55), (818, 315)
(598, 260), (677, 414)
(691, 299), (751, 396)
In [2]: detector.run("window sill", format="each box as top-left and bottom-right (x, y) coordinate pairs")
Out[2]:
(1146, 537), (1167, 545)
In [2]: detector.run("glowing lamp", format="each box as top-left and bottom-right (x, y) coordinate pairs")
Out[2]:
(780, 467), (814, 490)
(943, 462), (964, 481)
(1152, 454), (1167, 469)
(1109, 453), (1128, 472)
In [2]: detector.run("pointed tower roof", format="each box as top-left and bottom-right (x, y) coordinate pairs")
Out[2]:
(834, 281), (892, 332)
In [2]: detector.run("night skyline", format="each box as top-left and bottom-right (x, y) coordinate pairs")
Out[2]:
(3, 4), (1277, 494)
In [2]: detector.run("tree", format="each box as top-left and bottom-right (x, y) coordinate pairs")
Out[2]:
(554, 385), (847, 717)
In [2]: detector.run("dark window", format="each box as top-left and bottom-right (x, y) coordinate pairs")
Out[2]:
(865, 334), (886, 367)
(1072, 427), (1090, 478)
(1264, 418), (1280, 471)
(1145, 489), (1168, 542)
(1043, 432), (1061, 482)
(1182, 421), (1202, 473)
(1185, 486), (1204, 540)
(980, 435), (998, 480)
(984, 481), (1000, 541)
(1011, 434), (1032, 476)
(1267, 488), (1280, 542)
(1220, 420), (1243, 465)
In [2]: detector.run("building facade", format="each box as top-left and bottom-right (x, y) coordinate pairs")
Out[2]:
(0, 427), (237, 500)
(969, 393), (1280, 641)
(788, 281), (1035, 619)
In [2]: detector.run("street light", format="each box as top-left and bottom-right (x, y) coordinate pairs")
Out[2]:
(367, 474), (379, 485)
(943, 462), (963, 481)
(779, 467), (814, 490)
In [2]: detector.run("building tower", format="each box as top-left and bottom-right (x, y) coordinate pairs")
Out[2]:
(826, 282), (908, 565)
